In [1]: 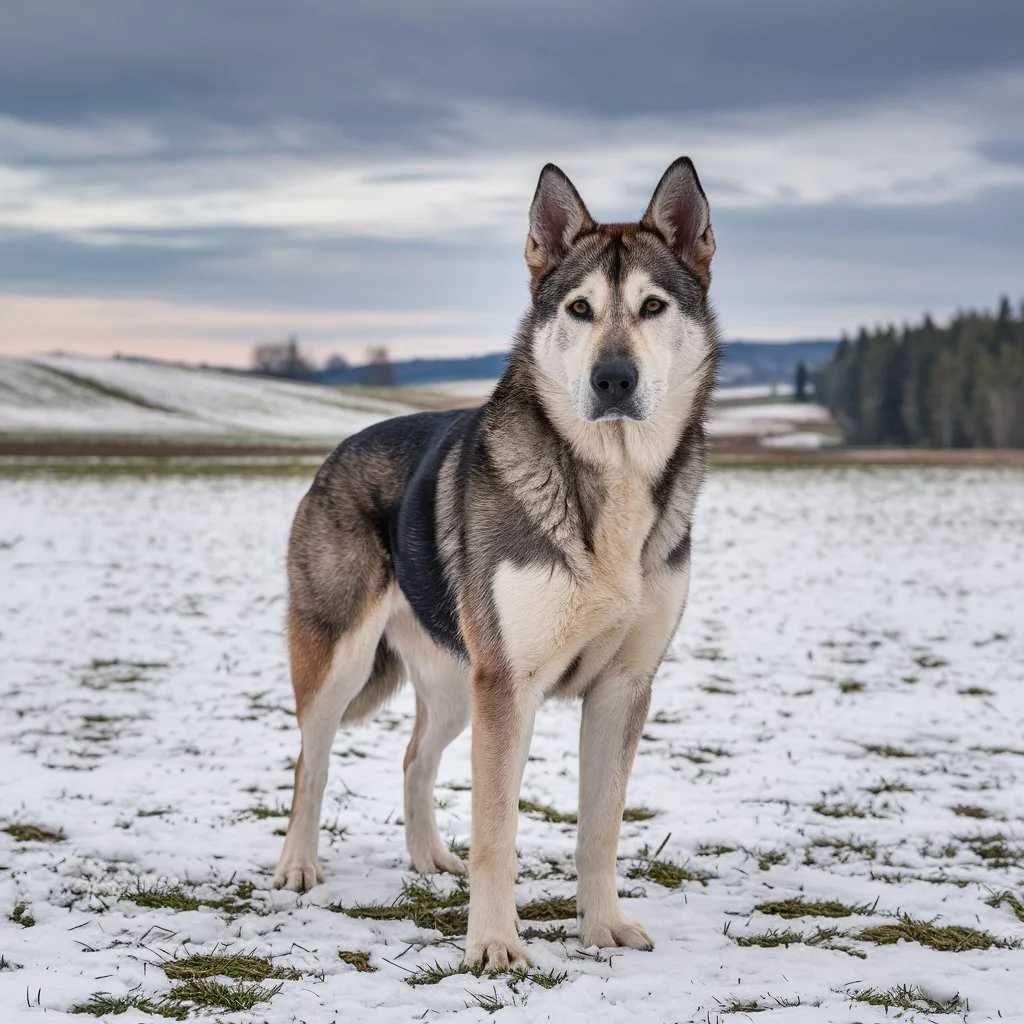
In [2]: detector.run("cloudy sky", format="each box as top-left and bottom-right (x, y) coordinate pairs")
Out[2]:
(2, 1), (1022, 366)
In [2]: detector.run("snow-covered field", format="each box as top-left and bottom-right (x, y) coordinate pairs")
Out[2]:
(707, 401), (836, 447)
(0, 356), (410, 440)
(2, 464), (1024, 1022)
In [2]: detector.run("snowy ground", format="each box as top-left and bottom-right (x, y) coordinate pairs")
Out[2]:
(2, 464), (1024, 1022)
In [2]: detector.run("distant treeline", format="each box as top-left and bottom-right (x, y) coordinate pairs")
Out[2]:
(814, 299), (1024, 448)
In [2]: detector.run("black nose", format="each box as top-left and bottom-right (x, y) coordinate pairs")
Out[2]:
(590, 359), (638, 404)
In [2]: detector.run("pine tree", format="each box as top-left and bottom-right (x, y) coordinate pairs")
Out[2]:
(816, 300), (1024, 448)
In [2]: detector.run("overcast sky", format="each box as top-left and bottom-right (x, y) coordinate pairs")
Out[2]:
(2, 0), (1022, 365)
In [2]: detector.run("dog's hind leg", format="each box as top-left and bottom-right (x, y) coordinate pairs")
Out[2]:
(402, 674), (470, 874)
(273, 595), (391, 892)
(387, 604), (470, 874)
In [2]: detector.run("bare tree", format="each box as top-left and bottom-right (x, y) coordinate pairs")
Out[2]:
(252, 334), (311, 379)
(362, 345), (396, 386)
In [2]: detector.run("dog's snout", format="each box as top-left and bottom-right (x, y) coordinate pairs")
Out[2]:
(590, 359), (638, 402)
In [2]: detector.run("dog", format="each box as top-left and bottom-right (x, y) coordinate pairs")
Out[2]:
(273, 156), (720, 970)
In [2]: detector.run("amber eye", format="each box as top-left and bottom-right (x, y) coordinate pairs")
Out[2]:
(568, 298), (592, 320)
(642, 297), (666, 317)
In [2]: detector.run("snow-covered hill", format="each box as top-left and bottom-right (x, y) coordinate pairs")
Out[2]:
(0, 355), (837, 449)
(0, 356), (412, 441)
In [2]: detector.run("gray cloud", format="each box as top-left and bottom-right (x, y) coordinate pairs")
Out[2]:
(3, 1), (1021, 128)
(0, 0), (1022, 361)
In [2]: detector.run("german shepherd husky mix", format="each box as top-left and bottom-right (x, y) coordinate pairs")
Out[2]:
(274, 157), (720, 969)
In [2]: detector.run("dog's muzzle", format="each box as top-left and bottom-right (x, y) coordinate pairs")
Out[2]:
(588, 359), (641, 420)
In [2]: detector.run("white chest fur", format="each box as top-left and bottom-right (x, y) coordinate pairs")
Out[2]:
(491, 482), (656, 688)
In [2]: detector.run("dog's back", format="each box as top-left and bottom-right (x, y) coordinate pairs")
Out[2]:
(287, 407), (479, 723)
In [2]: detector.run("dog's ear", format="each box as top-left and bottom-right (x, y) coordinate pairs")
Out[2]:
(526, 164), (594, 292)
(642, 157), (715, 288)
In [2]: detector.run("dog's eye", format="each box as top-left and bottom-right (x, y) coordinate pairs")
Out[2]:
(641, 297), (666, 317)
(568, 299), (592, 320)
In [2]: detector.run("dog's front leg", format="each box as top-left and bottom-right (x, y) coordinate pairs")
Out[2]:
(463, 668), (536, 970)
(576, 672), (654, 950)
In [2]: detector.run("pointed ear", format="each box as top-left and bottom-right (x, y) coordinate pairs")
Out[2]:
(526, 164), (594, 291)
(642, 157), (715, 288)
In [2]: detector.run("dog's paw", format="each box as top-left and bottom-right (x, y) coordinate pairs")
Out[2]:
(272, 854), (323, 893)
(580, 915), (653, 951)
(463, 936), (530, 972)
(409, 845), (467, 876)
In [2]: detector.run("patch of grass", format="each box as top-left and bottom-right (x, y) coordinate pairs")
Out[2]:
(338, 950), (377, 972)
(81, 658), (168, 690)
(89, 657), (168, 671)
(520, 923), (569, 941)
(806, 835), (878, 863)
(728, 922), (865, 959)
(751, 848), (787, 871)
(838, 679), (865, 693)
(811, 799), (872, 819)
(730, 926), (801, 948)
(467, 987), (516, 1014)
(958, 831), (1024, 867)
(862, 743), (920, 758)
(505, 966), (568, 990)
(159, 951), (300, 982)
(405, 958), (567, 991)
(332, 877), (470, 937)
(651, 711), (681, 724)
(756, 897), (876, 920)
(69, 991), (187, 1019)
(121, 879), (259, 915)
(622, 806), (656, 822)
(165, 978), (283, 1013)
(845, 984), (967, 1013)
(693, 646), (727, 661)
(518, 895), (576, 921)
(856, 913), (1016, 952)
(952, 804), (994, 819)
(405, 960), (479, 986)
(627, 837), (715, 889)
(698, 683), (736, 695)
(959, 686), (994, 697)
(3, 823), (65, 843)
(864, 777), (913, 795)
(984, 890), (1024, 923)
(915, 654), (949, 669)
(676, 744), (733, 764)
(716, 998), (768, 1013)
(240, 802), (290, 820)
(121, 882), (202, 912)
(697, 843), (737, 857)
(0, 954), (23, 970)
(9, 901), (35, 927)
(518, 799), (577, 825)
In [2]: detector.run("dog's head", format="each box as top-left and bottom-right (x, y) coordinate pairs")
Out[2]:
(525, 158), (716, 425)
